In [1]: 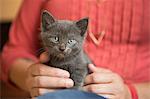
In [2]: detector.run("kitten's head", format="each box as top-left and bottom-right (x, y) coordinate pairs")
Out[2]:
(41, 10), (88, 59)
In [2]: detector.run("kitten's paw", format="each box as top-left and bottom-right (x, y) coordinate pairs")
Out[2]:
(70, 86), (82, 90)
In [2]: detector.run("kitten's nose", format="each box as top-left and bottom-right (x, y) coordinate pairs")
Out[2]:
(59, 44), (66, 51)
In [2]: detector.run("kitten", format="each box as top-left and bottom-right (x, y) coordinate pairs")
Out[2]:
(40, 10), (91, 89)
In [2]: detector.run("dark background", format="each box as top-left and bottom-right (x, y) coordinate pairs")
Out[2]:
(0, 21), (29, 99)
(1, 22), (11, 51)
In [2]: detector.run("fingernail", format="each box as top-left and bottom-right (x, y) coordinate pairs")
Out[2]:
(89, 64), (94, 67)
(66, 79), (74, 88)
(61, 71), (70, 78)
(88, 64), (96, 69)
(82, 87), (87, 92)
(88, 64), (97, 72)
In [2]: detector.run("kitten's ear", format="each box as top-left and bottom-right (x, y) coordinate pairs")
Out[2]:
(76, 18), (89, 36)
(41, 10), (55, 32)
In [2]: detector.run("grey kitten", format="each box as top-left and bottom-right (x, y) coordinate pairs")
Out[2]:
(40, 10), (91, 89)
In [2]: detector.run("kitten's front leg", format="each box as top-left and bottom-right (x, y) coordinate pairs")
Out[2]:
(69, 65), (88, 90)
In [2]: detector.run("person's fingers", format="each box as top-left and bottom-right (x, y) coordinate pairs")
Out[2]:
(98, 94), (115, 99)
(31, 97), (37, 99)
(30, 88), (39, 97)
(26, 75), (35, 91)
(83, 84), (116, 99)
(83, 84), (117, 98)
(32, 76), (74, 88)
(28, 64), (70, 78)
(39, 52), (49, 63)
(88, 64), (111, 73)
(85, 72), (113, 85)
(83, 84), (114, 94)
(30, 88), (57, 97)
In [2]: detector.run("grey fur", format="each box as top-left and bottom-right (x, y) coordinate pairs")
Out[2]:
(40, 10), (91, 89)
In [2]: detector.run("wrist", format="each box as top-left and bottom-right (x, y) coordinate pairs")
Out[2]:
(125, 84), (132, 99)
(126, 83), (138, 99)
(9, 58), (35, 91)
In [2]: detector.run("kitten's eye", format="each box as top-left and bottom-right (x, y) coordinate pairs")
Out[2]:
(50, 36), (59, 43)
(67, 39), (77, 46)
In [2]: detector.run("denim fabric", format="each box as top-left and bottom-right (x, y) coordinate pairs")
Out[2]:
(37, 89), (106, 99)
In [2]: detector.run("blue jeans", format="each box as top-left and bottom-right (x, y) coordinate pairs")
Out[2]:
(37, 89), (106, 99)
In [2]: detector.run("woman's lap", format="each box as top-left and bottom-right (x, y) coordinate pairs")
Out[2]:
(37, 89), (106, 99)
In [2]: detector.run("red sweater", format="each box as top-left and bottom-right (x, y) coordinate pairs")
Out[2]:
(1, 0), (150, 84)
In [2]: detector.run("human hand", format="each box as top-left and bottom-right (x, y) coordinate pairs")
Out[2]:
(83, 64), (131, 99)
(26, 52), (74, 97)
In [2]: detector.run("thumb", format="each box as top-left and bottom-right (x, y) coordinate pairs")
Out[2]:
(88, 64), (112, 73)
(39, 52), (49, 63)
(88, 64), (97, 72)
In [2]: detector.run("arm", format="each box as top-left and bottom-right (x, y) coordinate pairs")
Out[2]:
(1, 0), (45, 85)
(9, 58), (34, 91)
(134, 83), (150, 99)
(2, 1), (74, 97)
(10, 53), (73, 97)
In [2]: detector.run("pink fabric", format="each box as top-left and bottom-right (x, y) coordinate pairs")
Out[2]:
(2, 0), (150, 83)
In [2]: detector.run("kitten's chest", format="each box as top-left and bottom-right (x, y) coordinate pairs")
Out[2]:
(46, 56), (86, 72)
(50, 63), (72, 72)
(49, 61), (75, 71)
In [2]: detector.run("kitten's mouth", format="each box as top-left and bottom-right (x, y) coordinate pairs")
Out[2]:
(57, 53), (65, 59)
